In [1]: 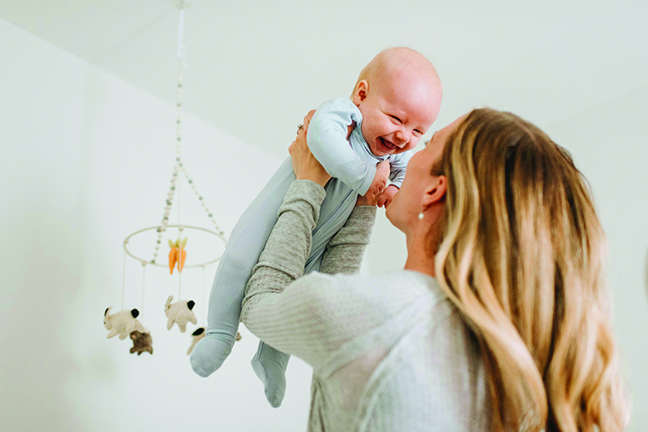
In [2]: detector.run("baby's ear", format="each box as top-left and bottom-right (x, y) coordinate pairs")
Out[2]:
(352, 80), (369, 105)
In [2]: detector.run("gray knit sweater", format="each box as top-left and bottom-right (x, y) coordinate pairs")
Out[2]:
(241, 180), (489, 432)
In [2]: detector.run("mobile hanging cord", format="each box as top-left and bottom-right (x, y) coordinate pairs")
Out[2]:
(176, 3), (186, 299)
(121, 247), (127, 310)
(141, 263), (147, 324)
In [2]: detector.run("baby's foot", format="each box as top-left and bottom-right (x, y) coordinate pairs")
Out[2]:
(250, 341), (290, 408)
(190, 333), (235, 377)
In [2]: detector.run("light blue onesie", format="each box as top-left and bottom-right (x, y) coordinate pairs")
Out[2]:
(190, 98), (411, 407)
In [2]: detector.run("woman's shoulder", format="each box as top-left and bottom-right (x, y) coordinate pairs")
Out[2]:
(287, 270), (451, 339)
(303, 269), (446, 304)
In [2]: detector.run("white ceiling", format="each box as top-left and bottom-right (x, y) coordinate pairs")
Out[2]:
(2, 0), (647, 156)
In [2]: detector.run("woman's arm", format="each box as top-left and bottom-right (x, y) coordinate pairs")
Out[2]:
(319, 205), (376, 275)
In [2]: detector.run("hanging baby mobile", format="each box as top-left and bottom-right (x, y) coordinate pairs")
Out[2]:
(104, 0), (229, 356)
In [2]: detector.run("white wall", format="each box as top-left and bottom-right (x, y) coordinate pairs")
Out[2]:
(0, 18), (314, 432)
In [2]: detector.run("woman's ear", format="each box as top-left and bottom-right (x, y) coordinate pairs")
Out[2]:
(422, 175), (447, 208)
(352, 80), (369, 105)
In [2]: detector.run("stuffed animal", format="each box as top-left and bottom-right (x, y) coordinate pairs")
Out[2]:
(187, 327), (206, 355)
(129, 330), (153, 355)
(165, 295), (197, 333)
(104, 307), (147, 340)
(186, 327), (242, 355)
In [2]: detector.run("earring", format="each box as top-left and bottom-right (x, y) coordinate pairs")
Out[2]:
(418, 212), (424, 220)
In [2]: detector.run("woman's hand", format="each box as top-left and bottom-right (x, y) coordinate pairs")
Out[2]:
(289, 111), (331, 187)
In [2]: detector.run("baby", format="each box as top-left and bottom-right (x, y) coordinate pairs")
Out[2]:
(190, 47), (443, 407)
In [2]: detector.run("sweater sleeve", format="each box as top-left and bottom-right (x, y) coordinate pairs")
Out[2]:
(307, 98), (376, 195)
(319, 206), (376, 275)
(240, 181), (376, 368)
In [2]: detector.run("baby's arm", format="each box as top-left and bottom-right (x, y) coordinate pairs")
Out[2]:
(307, 98), (377, 196)
(387, 150), (412, 188)
(375, 151), (413, 207)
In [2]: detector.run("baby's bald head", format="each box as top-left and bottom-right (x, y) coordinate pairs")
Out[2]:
(350, 47), (443, 156)
(353, 47), (441, 97)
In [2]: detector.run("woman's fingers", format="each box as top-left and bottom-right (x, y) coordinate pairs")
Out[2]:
(303, 110), (315, 130)
(290, 110), (330, 187)
(292, 110), (315, 158)
(377, 193), (387, 208)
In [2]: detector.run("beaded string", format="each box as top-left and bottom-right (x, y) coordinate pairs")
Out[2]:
(149, 5), (223, 268)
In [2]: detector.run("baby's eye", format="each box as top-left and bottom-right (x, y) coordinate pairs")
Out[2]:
(389, 115), (402, 124)
(412, 129), (423, 137)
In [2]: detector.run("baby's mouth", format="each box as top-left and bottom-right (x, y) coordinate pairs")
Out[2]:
(379, 137), (397, 151)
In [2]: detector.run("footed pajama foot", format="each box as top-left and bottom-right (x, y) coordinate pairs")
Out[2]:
(190, 333), (235, 377)
(251, 341), (290, 408)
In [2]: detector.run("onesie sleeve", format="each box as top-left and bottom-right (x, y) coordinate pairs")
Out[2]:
(307, 98), (377, 195)
(388, 150), (412, 189)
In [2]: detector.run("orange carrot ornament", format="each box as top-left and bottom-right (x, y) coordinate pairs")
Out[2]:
(178, 238), (188, 272)
(168, 238), (188, 274)
(168, 239), (178, 274)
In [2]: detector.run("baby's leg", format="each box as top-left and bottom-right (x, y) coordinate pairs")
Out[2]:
(190, 157), (295, 378)
(250, 179), (357, 407)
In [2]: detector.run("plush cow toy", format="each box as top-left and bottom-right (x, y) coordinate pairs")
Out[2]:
(165, 295), (197, 333)
(186, 327), (242, 355)
(130, 330), (153, 355)
(187, 327), (206, 355)
(103, 307), (146, 339)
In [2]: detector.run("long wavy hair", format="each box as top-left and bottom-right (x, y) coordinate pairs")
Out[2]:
(432, 108), (629, 431)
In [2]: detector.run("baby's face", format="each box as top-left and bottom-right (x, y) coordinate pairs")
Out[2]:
(355, 77), (441, 157)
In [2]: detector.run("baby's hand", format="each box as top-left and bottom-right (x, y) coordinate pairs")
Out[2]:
(377, 184), (399, 208)
(364, 160), (390, 203)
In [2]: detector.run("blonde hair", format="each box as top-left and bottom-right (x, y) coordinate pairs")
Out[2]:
(432, 108), (629, 431)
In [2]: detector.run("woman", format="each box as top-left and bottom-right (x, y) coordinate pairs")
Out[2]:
(241, 108), (629, 432)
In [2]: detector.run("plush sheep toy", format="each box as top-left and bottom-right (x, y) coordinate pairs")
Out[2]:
(165, 295), (197, 333)
(104, 307), (146, 340)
